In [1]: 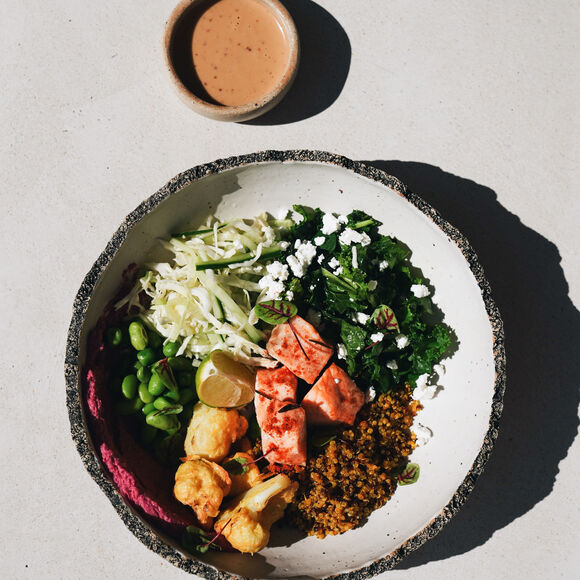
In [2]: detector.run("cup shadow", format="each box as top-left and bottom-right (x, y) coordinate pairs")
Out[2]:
(363, 160), (580, 567)
(243, 0), (351, 125)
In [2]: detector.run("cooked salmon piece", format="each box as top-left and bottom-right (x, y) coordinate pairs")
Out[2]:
(266, 316), (333, 384)
(301, 364), (365, 426)
(259, 398), (307, 466)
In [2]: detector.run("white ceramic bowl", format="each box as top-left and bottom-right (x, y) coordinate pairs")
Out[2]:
(66, 150), (505, 578)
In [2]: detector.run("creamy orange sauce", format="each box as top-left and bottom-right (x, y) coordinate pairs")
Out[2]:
(191, 0), (290, 106)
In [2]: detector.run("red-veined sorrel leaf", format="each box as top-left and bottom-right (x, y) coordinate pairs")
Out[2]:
(397, 462), (420, 485)
(152, 357), (178, 391)
(223, 456), (250, 476)
(278, 403), (301, 414)
(372, 305), (400, 332)
(255, 300), (298, 325)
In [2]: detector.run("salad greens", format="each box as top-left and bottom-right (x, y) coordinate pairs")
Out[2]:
(280, 205), (451, 393)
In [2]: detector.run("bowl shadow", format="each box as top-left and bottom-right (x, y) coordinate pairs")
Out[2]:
(243, 0), (351, 125)
(363, 160), (580, 568)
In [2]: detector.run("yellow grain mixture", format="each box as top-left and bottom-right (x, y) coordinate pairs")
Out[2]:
(286, 385), (421, 538)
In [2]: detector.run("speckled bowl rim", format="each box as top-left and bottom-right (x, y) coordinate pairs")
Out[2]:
(65, 150), (506, 579)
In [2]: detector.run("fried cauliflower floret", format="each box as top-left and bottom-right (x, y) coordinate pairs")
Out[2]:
(184, 402), (248, 462)
(224, 452), (264, 497)
(174, 457), (231, 525)
(214, 474), (298, 554)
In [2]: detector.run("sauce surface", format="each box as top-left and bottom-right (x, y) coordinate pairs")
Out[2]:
(192, 0), (290, 106)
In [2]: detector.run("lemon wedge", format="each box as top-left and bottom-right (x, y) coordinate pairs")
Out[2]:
(195, 351), (256, 408)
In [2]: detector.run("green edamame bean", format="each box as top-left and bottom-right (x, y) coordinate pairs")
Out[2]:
(137, 348), (156, 367)
(165, 390), (181, 403)
(121, 374), (139, 399)
(162, 341), (179, 357)
(146, 411), (178, 431)
(106, 327), (123, 346)
(168, 356), (192, 372)
(148, 331), (163, 349)
(166, 421), (181, 437)
(128, 320), (148, 351)
(136, 365), (151, 383)
(142, 402), (156, 415)
(153, 396), (174, 410)
(115, 397), (143, 415)
(177, 371), (194, 388)
(148, 373), (165, 397)
(138, 382), (155, 404)
(179, 388), (195, 405)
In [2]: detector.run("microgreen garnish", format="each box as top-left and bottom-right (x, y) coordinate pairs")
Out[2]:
(288, 318), (310, 360)
(397, 462), (420, 485)
(223, 456), (250, 475)
(181, 524), (223, 554)
(278, 403), (300, 414)
(255, 299), (298, 325)
(255, 389), (273, 400)
(308, 338), (333, 350)
(372, 305), (400, 332)
(152, 358), (178, 391)
(310, 428), (339, 448)
(151, 404), (183, 416)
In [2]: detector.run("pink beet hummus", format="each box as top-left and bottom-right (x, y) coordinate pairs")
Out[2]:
(83, 319), (197, 539)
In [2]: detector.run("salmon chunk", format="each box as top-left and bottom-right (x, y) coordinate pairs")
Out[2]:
(266, 316), (333, 384)
(301, 364), (365, 426)
(260, 398), (307, 466)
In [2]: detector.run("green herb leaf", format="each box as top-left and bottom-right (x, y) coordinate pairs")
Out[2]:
(152, 404), (183, 416)
(310, 428), (339, 448)
(397, 462), (420, 485)
(152, 358), (178, 391)
(372, 305), (400, 332)
(222, 457), (250, 476)
(255, 300), (298, 325)
(181, 525), (222, 554)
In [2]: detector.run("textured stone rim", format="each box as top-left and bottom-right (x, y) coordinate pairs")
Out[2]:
(65, 150), (506, 579)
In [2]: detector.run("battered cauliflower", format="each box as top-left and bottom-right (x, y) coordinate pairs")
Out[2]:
(214, 474), (298, 554)
(174, 457), (231, 525)
(184, 402), (248, 463)
(224, 452), (264, 497)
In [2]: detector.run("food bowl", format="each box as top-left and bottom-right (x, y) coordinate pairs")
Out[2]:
(164, 0), (300, 121)
(65, 150), (505, 578)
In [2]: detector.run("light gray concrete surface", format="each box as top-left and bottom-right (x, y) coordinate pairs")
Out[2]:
(1, 0), (579, 578)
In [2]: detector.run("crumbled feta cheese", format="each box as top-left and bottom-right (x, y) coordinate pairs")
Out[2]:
(317, 253), (326, 264)
(355, 312), (370, 325)
(334, 378), (340, 384)
(338, 214), (348, 224)
(352, 246), (358, 269)
(395, 334), (409, 349)
(295, 241), (317, 265)
(291, 210), (304, 224)
(336, 343), (347, 359)
(328, 257), (340, 269)
(414, 382), (439, 401)
(379, 260), (389, 271)
(411, 284), (430, 298)
(258, 276), (285, 300)
(262, 225), (275, 247)
(277, 207), (289, 220)
(294, 239), (303, 249)
(286, 291), (294, 301)
(314, 236), (326, 246)
(365, 386), (376, 403)
(367, 280), (377, 291)
(414, 423), (433, 446)
(415, 373), (429, 389)
(338, 228), (371, 247)
(266, 261), (289, 282)
(286, 255), (305, 278)
(306, 308), (321, 326)
(321, 213), (341, 234)
(279, 241), (290, 250)
(333, 266), (343, 275)
(386, 359), (398, 370)
(370, 332), (384, 342)
(433, 363), (446, 377)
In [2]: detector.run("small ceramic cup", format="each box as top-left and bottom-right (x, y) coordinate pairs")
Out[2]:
(164, 0), (300, 122)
